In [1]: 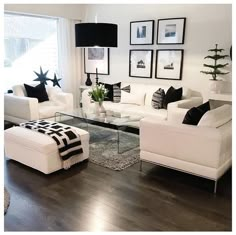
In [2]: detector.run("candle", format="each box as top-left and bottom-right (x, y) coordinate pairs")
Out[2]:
(95, 67), (99, 84)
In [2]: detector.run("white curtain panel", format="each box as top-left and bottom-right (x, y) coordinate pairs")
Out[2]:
(58, 18), (81, 108)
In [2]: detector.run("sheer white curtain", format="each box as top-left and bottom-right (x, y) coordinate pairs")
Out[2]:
(57, 18), (82, 108)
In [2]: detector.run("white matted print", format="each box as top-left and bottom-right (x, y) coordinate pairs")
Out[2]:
(129, 50), (153, 78)
(130, 20), (154, 45)
(157, 18), (186, 44)
(84, 48), (109, 74)
(155, 50), (184, 80)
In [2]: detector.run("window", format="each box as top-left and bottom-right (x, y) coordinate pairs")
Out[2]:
(4, 13), (59, 91)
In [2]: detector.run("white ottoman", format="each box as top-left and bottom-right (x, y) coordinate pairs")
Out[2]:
(4, 123), (90, 174)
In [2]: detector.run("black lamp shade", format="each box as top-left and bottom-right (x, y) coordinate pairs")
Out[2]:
(75, 23), (118, 47)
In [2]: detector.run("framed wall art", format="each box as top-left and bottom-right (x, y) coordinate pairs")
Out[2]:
(129, 50), (153, 78)
(84, 48), (110, 75)
(157, 18), (186, 45)
(130, 20), (154, 45)
(155, 49), (184, 80)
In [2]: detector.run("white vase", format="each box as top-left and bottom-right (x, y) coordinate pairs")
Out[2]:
(94, 102), (106, 115)
(209, 80), (223, 94)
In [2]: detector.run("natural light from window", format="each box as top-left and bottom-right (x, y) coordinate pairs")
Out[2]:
(4, 13), (59, 91)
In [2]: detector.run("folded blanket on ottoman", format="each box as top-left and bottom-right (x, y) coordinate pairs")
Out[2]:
(20, 120), (83, 169)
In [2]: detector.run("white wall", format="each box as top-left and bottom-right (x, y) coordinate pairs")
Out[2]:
(4, 4), (85, 20)
(5, 4), (232, 101)
(83, 4), (232, 100)
(4, 4), (85, 107)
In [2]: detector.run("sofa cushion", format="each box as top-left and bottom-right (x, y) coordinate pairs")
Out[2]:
(120, 90), (144, 106)
(198, 104), (232, 128)
(38, 101), (65, 119)
(152, 88), (165, 109)
(127, 106), (167, 120)
(24, 83), (49, 103)
(182, 101), (210, 125)
(163, 86), (182, 109)
(103, 102), (136, 114)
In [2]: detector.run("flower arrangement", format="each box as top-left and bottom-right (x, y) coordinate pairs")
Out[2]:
(88, 84), (108, 105)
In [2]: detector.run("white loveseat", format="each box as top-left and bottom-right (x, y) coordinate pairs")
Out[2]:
(82, 82), (203, 121)
(140, 104), (232, 193)
(4, 84), (73, 124)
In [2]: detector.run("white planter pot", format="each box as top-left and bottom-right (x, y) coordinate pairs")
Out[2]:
(209, 80), (223, 94)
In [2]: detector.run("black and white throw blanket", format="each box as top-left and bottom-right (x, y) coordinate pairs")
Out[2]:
(20, 120), (83, 169)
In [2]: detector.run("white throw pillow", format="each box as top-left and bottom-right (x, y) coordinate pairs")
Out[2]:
(198, 104), (232, 128)
(46, 86), (61, 99)
(120, 90), (145, 105)
(182, 87), (192, 99)
(12, 85), (27, 97)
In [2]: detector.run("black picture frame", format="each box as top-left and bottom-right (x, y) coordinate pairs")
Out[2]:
(129, 49), (153, 78)
(157, 17), (186, 45)
(155, 49), (184, 80)
(84, 48), (110, 75)
(130, 20), (154, 45)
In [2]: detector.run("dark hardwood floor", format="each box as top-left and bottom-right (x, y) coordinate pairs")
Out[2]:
(4, 121), (232, 231)
(4, 156), (231, 231)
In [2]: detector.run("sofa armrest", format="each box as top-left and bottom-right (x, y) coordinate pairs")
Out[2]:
(52, 92), (74, 111)
(4, 94), (39, 122)
(140, 118), (223, 168)
(167, 97), (203, 124)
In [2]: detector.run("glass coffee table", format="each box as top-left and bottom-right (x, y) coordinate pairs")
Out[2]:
(55, 109), (143, 153)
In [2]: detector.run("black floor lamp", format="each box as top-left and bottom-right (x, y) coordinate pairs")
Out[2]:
(75, 23), (118, 85)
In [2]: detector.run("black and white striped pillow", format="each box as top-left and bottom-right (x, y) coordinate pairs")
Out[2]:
(113, 85), (131, 103)
(152, 88), (165, 109)
(113, 84), (121, 103)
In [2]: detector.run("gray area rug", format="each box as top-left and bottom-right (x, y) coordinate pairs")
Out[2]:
(4, 187), (10, 215)
(88, 125), (140, 171)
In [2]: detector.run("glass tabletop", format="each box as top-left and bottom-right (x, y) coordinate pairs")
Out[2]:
(55, 108), (143, 129)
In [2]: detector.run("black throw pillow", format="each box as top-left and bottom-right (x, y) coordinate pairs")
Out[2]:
(163, 86), (183, 109)
(182, 101), (210, 125)
(152, 88), (165, 109)
(99, 82), (114, 101)
(24, 83), (49, 103)
(197, 101), (210, 113)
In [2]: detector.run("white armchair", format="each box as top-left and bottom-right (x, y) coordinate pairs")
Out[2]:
(4, 84), (73, 124)
(140, 104), (232, 193)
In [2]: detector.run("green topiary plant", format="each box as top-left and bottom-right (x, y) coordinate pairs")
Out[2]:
(200, 44), (229, 80)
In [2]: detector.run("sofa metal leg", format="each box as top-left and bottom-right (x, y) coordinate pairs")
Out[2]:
(139, 160), (142, 172)
(214, 180), (217, 194)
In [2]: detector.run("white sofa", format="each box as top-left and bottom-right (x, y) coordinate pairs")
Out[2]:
(140, 104), (232, 193)
(82, 82), (203, 122)
(4, 84), (73, 124)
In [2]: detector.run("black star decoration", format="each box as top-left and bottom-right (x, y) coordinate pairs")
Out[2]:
(33, 66), (50, 85)
(50, 73), (62, 88)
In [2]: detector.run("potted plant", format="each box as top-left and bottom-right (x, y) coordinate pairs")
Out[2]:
(88, 84), (108, 114)
(200, 44), (230, 93)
